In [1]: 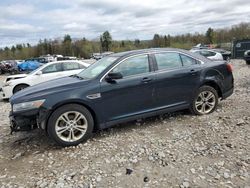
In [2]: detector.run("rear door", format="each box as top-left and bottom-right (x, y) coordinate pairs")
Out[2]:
(62, 62), (86, 76)
(153, 52), (201, 108)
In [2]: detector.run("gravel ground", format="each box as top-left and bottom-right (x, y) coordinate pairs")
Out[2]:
(0, 60), (249, 188)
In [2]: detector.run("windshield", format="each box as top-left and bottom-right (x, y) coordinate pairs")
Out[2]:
(28, 64), (45, 75)
(77, 56), (118, 79)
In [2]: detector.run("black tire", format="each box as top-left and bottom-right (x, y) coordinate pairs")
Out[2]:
(246, 60), (250, 65)
(190, 86), (219, 115)
(47, 104), (94, 147)
(13, 84), (29, 94)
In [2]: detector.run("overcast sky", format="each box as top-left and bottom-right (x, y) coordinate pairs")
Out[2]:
(0, 0), (250, 47)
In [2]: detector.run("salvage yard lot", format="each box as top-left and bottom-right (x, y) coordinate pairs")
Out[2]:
(0, 60), (249, 187)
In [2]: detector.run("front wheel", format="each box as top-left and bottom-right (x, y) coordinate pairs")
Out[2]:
(47, 104), (94, 147)
(191, 86), (218, 115)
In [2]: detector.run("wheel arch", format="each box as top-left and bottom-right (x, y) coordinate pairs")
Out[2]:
(200, 80), (222, 98)
(13, 83), (30, 93)
(45, 100), (100, 132)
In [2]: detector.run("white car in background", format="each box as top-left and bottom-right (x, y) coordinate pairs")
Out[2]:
(0, 60), (90, 99)
(190, 49), (224, 61)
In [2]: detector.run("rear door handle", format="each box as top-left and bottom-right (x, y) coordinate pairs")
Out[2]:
(141, 77), (152, 83)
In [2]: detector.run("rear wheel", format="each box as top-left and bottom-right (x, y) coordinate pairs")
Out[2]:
(191, 86), (218, 115)
(246, 60), (250, 65)
(13, 84), (29, 94)
(47, 104), (94, 147)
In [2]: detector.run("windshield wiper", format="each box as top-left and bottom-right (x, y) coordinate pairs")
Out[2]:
(70, 74), (84, 80)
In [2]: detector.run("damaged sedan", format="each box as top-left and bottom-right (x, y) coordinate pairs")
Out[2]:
(9, 48), (234, 146)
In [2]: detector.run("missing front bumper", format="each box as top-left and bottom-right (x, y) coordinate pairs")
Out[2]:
(9, 107), (51, 133)
(9, 115), (37, 133)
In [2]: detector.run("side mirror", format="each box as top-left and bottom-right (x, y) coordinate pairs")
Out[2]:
(36, 71), (42, 75)
(105, 72), (123, 83)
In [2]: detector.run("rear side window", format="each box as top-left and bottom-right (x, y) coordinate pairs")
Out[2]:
(112, 55), (149, 77)
(180, 54), (198, 66)
(154, 52), (182, 70)
(79, 64), (87, 69)
(42, 63), (62, 74)
(63, 62), (80, 71)
(200, 51), (216, 57)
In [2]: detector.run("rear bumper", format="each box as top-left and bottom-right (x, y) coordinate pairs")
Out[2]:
(244, 56), (250, 61)
(0, 88), (3, 100)
(222, 87), (234, 100)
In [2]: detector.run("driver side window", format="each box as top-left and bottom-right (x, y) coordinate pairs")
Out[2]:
(111, 55), (149, 77)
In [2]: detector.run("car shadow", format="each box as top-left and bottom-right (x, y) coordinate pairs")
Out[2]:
(93, 109), (190, 139)
(2, 129), (58, 154)
(5, 105), (223, 153)
(5, 110), (189, 151)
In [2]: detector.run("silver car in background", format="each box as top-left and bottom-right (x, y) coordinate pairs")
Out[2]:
(190, 49), (224, 61)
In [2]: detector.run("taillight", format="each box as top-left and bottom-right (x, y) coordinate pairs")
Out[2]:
(227, 63), (233, 72)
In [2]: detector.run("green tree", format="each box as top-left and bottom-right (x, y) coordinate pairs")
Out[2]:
(11, 46), (16, 56)
(120, 40), (125, 48)
(206, 27), (214, 44)
(152, 34), (161, 47)
(163, 35), (171, 47)
(63, 34), (72, 55)
(16, 44), (23, 51)
(134, 39), (140, 47)
(100, 31), (112, 52)
(167, 34), (171, 47)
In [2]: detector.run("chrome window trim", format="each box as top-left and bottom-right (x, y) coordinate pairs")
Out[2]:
(99, 50), (204, 82)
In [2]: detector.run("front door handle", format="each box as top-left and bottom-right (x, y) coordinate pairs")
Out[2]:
(190, 69), (197, 75)
(142, 77), (152, 83)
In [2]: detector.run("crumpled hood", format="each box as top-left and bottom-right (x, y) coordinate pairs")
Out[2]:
(10, 76), (91, 104)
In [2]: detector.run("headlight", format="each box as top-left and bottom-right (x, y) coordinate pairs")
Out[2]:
(3, 82), (11, 87)
(13, 99), (45, 112)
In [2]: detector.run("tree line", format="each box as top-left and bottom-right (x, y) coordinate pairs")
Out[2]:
(1, 22), (250, 60)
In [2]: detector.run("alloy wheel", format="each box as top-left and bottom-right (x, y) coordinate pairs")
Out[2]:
(55, 111), (88, 142)
(195, 91), (216, 114)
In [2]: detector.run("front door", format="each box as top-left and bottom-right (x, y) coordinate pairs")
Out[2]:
(99, 54), (156, 122)
(31, 63), (63, 85)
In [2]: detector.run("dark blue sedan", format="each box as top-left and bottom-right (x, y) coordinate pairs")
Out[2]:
(9, 48), (234, 146)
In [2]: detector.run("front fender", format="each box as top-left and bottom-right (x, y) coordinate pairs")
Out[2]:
(39, 98), (103, 131)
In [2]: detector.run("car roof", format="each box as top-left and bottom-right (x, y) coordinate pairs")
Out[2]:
(44, 60), (84, 65)
(111, 48), (197, 56)
(31, 60), (89, 74)
(110, 48), (210, 62)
